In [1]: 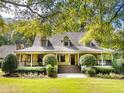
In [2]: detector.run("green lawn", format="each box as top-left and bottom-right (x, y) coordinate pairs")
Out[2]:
(0, 77), (124, 93)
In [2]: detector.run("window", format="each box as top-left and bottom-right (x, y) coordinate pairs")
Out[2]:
(41, 36), (48, 47)
(90, 42), (95, 47)
(63, 36), (71, 47)
(27, 54), (31, 62)
(57, 54), (65, 62)
(61, 55), (65, 62)
(64, 42), (68, 46)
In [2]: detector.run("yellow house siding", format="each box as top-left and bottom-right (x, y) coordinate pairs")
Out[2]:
(65, 54), (70, 65)
(32, 54), (38, 66)
(75, 54), (78, 65)
(21, 54), (27, 62)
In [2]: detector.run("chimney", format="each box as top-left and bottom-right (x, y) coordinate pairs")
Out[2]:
(16, 44), (24, 50)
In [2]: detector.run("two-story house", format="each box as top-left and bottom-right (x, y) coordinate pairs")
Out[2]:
(15, 32), (113, 67)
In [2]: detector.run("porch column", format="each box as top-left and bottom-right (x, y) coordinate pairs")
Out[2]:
(31, 54), (33, 67)
(59, 54), (61, 62)
(101, 53), (104, 66)
(55, 53), (58, 65)
(68, 54), (70, 65)
(111, 53), (113, 62)
(78, 53), (80, 66)
(19, 54), (22, 66)
(55, 53), (57, 58)
(111, 53), (113, 65)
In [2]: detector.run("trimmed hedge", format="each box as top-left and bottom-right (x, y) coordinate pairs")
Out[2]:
(80, 54), (97, 66)
(15, 67), (46, 74)
(43, 54), (58, 66)
(93, 66), (115, 74)
(82, 66), (115, 75)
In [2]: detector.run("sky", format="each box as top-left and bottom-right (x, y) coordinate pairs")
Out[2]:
(0, 12), (14, 18)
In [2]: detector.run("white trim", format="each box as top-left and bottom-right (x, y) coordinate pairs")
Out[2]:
(111, 53), (113, 62)
(19, 54), (22, 66)
(78, 53), (80, 66)
(31, 54), (33, 67)
(68, 54), (70, 65)
(101, 53), (104, 66)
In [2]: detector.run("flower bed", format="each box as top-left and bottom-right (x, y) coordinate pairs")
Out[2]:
(10, 67), (47, 78)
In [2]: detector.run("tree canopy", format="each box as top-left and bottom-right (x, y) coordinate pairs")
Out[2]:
(0, 0), (124, 48)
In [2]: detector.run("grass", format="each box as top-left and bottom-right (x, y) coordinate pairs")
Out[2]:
(0, 69), (124, 93)
(0, 77), (124, 93)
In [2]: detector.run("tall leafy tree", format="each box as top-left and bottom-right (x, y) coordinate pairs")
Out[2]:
(53, 0), (124, 48)
(0, 0), (124, 48)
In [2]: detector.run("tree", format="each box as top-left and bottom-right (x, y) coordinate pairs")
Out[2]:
(53, 0), (124, 48)
(0, 0), (124, 48)
(2, 54), (18, 75)
(0, 16), (10, 34)
(0, 0), (62, 20)
(0, 35), (8, 45)
(12, 19), (52, 37)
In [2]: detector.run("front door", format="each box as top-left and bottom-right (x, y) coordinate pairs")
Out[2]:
(38, 54), (43, 66)
(71, 54), (75, 65)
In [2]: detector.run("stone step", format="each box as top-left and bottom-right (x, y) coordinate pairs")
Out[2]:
(58, 65), (81, 73)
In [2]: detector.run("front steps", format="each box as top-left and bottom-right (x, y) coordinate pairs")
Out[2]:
(58, 65), (81, 73)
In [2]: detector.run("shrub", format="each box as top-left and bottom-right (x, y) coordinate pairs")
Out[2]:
(115, 59), (124, 74)
(93, 66), (115, 74)
(86, 67), (96, 77)
(43, 54), (58, 66)
(15, 67), (46, 74)
(80, 54), (97, 66)
(46, 64), (57, 77)
(81, 66), (89, 73)
(116, 59), (124, 66)
(82, 66), (115, 75)
(2, 54), (17, 74)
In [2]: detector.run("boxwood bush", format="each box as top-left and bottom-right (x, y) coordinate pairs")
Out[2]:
(43, 54), (58, 66)
(2, 54), (17, 74)
(82, 66), (115, 75)
(93, 66), (115, 74)
(115, 59), (124, 74)
(80, 54), (97, 66)
(15, 67), (46, 74)
(86, 67), (96, 77)
(46, 65), (57, 77)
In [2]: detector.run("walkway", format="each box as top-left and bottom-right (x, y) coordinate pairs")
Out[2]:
(58, 73), (87, 78)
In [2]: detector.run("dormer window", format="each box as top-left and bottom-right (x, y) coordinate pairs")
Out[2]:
(90, 42), (95, 47)
(63, 36), (71, 47)
(90, 40), (99, 47)
(41, 36), (48, 47)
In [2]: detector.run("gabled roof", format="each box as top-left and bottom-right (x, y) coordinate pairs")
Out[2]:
(33, 32), (84, 46)
(0, 45), (16, 58)
(16, 32), (114, 54)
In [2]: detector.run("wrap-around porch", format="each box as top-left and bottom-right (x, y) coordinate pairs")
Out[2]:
(16, 52), (113, 67)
